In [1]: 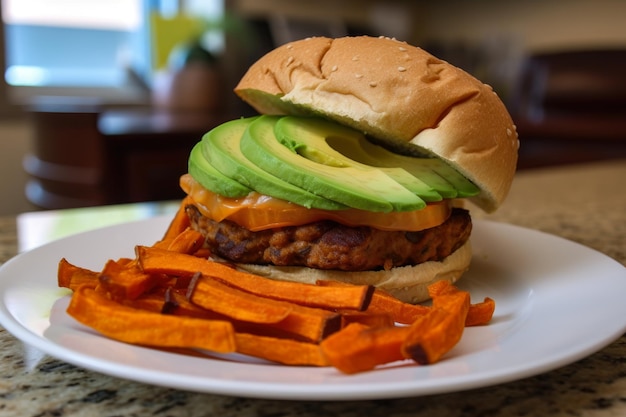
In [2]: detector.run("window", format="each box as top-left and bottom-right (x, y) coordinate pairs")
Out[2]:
(1, 0), (148, 104)
(1, 0), (223, 105)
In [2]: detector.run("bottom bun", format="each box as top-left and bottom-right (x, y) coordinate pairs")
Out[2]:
(236, 241), (472, 304)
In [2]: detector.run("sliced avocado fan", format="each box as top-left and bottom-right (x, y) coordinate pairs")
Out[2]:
(188, 142), (251, 198)
(200, 117), (345, 210)
(241, 116), (427, 212)
(188, 115), (479, 212)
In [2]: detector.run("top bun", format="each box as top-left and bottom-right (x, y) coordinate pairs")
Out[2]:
(235, 36), (519, 212)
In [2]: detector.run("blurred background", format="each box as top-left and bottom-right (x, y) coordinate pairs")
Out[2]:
(1, 0), (625, 216)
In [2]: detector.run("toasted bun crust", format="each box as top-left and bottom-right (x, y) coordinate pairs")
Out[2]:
(235, 36), (519, 212)
(235, 240), (472, 304)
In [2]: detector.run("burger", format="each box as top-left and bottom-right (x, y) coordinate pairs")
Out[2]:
(179, 36), (519, 303)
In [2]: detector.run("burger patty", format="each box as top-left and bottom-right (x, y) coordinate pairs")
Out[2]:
(186, 205), (472, 271)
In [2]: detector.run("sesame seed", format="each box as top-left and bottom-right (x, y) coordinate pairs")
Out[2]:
(331, 65), (338, 71)
(399, 47), (407, 52)
(355, 74), (363, 79)
(369, 82), (377, 87)
(286, 56), (294, 65)
(398, 66), (407, 72)
(506, 128), (512, 136)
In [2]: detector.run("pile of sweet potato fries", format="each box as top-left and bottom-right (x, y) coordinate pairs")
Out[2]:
(57, 199), (495, 374)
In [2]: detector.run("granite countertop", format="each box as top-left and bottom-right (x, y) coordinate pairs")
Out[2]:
(0, 159), (624, 417)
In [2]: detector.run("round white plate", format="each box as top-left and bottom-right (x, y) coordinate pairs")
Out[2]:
(0, 218), (625, 400)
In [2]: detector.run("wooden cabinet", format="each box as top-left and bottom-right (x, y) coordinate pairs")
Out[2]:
(25, 104), (230, 210)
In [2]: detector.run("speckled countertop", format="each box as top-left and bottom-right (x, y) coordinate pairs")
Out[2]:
(0, 159), (625, 417)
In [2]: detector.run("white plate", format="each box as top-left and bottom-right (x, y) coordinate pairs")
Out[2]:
(0, 218), (625, 400)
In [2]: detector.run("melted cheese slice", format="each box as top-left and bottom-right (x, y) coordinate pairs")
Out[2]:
(180, 174), (450, 232)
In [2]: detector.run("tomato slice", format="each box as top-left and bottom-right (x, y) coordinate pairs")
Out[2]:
(180, 174), (450, 232)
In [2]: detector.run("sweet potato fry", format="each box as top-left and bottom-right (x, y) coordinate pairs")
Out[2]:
(235, 333), (329, 366)
(315, 280), (429, 324)
(161, 197), (193, 240)
(161, 287), (220, 318)
(163, 288), (333, 342)
(121, 291), (167, 313)
(427, 280), (459, 297)
(57, 258), (99, 291)
(320, 323), (411, 374)
(164, 227), (205, 254)
(427, 281), (495, 326)
(402, 288), (470, 365)
(466, 297), (496, 326)
(99, 258), (163, 301)
(337, 309), (395, 329)
(188, 274), (292, 324)
(191, 248), (212, 259)
(271, 305), (342, 343)
(137, 246), (373, 310)
(67, 286), (236, 353)
(189, 274), (341, 342)
(114, 257), (135, 267)
(367, 289), (431, 324)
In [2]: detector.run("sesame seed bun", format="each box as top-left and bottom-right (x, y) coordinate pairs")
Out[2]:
(235, 36), (519, 212)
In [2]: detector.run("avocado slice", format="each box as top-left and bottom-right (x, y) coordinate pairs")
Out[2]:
(355, 138), (479, 197)
(276, 116), (445, 202)
(240, 115), (427, 212)
(417, 158), (480, 198)
(188, 142), (251, 198)
(201, 117), (345, 210)
(323, 135), (455, 199)
(276, 116), (479, 199)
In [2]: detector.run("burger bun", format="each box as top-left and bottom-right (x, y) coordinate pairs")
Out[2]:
(235, 36), (519, 212)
